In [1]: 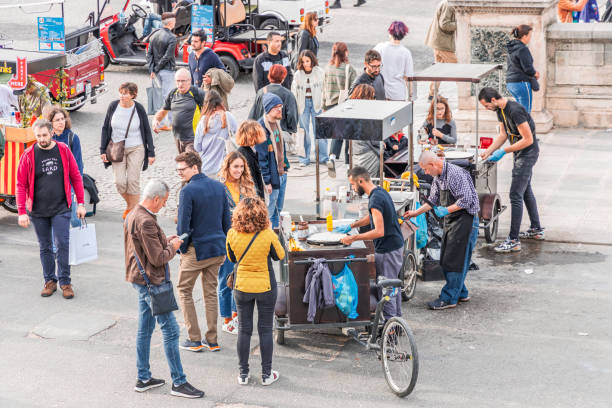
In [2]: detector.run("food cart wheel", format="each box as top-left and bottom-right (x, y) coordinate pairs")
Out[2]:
(1, 196), (18, 213)
(274, 318), (286, 345)
(401, 252), (417, 301)
(483, 197), (502, 243)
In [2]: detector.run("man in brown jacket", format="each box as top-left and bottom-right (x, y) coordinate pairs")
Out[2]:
(124, 179), (205, 399)
(424, 0), (457, 99)
(557, 0), (588, 22)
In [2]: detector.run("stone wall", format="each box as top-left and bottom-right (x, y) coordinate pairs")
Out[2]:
(546, 23), (612, 128)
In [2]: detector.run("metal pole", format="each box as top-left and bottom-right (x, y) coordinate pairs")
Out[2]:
(408, 80), (414, 191)
(379, 143), (384, 186)
(315, 139), (320, 205)
(349, 140), (353, 170)
(475, 87), (479, 164)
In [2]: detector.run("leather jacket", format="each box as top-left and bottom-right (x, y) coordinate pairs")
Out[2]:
(146, 27), (177, 74)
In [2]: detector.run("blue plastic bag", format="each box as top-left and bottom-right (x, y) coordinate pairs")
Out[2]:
(410, 202), (428, 249)
(331, 261), (359, 319)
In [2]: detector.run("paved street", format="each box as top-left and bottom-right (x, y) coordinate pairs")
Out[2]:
(1, 1), (612, 407)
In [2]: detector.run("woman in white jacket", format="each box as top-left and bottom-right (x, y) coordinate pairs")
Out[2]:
(291, 50), (326, 166)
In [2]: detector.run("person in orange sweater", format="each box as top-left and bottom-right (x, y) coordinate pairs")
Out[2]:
(558, 0), (589, 22)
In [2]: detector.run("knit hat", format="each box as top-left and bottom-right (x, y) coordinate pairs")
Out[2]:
(263, 93), (283, 114)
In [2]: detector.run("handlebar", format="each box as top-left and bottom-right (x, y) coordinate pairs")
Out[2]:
(377, 276), (402, 289)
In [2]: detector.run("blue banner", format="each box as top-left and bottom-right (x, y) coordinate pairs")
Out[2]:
(38, 17), (65, 52)
(191, 5), (213, 36)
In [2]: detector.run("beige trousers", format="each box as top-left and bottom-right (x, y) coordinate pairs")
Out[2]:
(177, 246), (225, 344)
(112, 144), (144, 195)
(429, 49), (458, 97)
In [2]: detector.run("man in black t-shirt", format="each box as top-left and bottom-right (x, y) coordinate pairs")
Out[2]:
(340, 166), (404, 319)
(16, 119), (85, 299)
(478, 87), (544, 253)
(252, 32), (293, 92)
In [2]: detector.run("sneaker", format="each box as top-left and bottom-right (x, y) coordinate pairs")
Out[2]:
(494, 238), (521, 253)
(458, 296), (471, 302)
(262, 370), (280, 386)
(60, 284), (74, 299)
(180, 339), (204, 352)
(427, 299), (456, 310)
(134, 377), (165, 392)
(171, 382), (204, 399)
(41, 280), (57, 297)
(238, 373), (249, 385)
(353, 0), (365, 6)
(327, 157), (336, 178)
(329, 0), (341, 8)
(299, 161), (309, 167)
(222, 317), (238, 335)
(202, 341), (221, 352)
(519, 227), (545, 241)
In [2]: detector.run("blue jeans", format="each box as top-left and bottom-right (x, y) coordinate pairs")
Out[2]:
(507, 81), (532, 114)
(440, 216), (479, 304)
(132, 283), (186, 386)
(299, 98), (328, 164)
(143, 13), (162, 37)
(52, 191), (81, 254)
(267, 173), (287, 228)
(30, 211), (71, 286)
(218, 257), (237, 318)
(509, 148), (541, 240)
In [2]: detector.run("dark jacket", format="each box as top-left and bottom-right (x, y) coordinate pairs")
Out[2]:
(506, 40), (536, 83)
(146, 27), (177, 74)
(238, 146), (265, 199)
(252, 50), (293, 91)
(101, 101), (155, 171)
(177, 173), (231, 261)
(188, 48), (225, 87)
(124, 204), (176, 286)
(291, 29), (319, 68)
(53, 128), (83, 175)
(248, 83), (298, 133)
(384, 133), (408, 158)
(349, 71), (386, 101)
(255, 117), (290, 190)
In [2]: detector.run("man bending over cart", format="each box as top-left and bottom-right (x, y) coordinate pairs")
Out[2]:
(339, 166), (404, 319)
(404, 150), (480, 310)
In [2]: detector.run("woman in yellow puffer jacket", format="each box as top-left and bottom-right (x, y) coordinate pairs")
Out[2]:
(226, 197), (285, 386)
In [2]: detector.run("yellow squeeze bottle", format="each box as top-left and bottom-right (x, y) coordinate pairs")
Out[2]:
(326, 212), (333, 232)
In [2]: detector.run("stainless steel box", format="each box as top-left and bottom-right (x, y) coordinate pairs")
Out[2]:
(315, 100), (413, 141)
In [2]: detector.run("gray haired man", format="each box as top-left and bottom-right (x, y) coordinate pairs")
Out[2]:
(153, 68), (205, 153)
(404, 151), (480, 310)
(124, 179), (205, 398)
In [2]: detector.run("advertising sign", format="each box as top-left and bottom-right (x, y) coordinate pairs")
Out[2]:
(38, 17), (65, 52)
(191, 5), (214, 36)
(0, 58), (27, 91)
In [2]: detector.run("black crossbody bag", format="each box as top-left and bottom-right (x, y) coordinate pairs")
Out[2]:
(226, 232), (260, 289)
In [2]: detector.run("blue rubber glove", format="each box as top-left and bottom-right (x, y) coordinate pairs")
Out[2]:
(434, 206), (449, 218)
(333, 224), (352, 234)
(487, 148), (506, 162)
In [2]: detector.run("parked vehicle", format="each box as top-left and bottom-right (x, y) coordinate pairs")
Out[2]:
(250, 0), (331, 30)
(95, 0), (301, 80)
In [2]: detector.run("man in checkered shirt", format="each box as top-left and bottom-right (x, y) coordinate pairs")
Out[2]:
(404, 150), (480, 310)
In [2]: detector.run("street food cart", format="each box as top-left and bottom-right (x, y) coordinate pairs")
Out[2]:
(270, 99), (419, 397)
(393, 63), (507, 243)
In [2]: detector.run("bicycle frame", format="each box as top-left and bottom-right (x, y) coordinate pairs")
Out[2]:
(347, 285), (395, 352)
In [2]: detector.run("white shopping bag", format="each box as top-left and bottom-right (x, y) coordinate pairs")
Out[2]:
(69, 222), (98, 265)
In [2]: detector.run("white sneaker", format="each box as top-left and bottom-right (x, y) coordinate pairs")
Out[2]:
(262, 370), (279, 386)
(222, 317), (239, 335)
(238, 374), (249, 385)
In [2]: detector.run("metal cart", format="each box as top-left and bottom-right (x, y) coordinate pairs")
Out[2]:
(403, 63), (508, 243)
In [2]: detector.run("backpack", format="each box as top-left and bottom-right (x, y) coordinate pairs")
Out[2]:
(173, 87), (204, 134)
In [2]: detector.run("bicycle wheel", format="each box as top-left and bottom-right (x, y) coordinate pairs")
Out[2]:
(401, 252), (417, 301)
(380, 317), (419, 397)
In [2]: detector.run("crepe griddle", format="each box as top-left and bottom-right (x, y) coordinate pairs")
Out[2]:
(306, 231), (348, 246)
